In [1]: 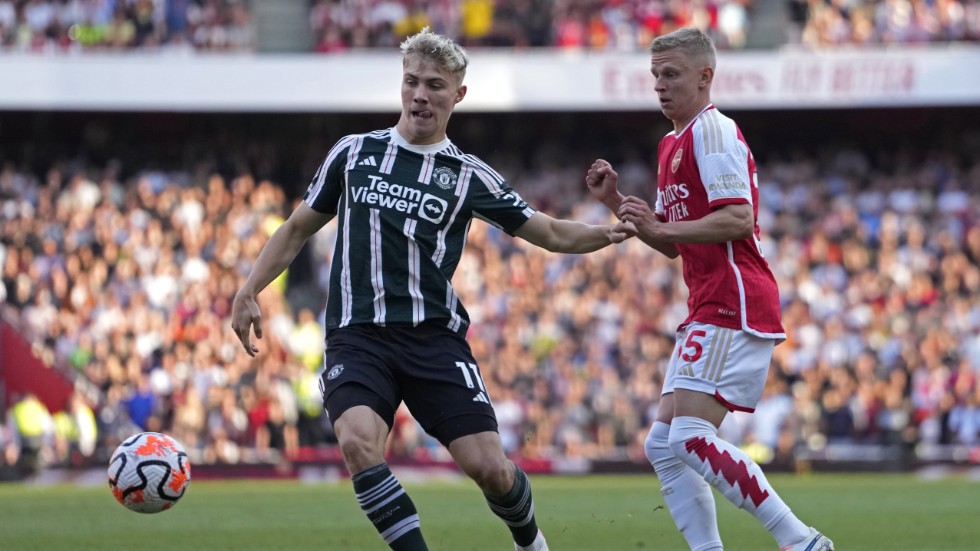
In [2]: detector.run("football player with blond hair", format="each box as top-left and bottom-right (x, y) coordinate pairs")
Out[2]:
(233, 28), (630, 551)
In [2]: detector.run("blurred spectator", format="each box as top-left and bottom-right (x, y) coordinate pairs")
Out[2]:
(6, 393), (54, 475)
(123, 373), (158, 431)
(0, 409), (15, 469)
(255, 395), (299, 460)
(288, 307), (325, 371)
(52, 390), (98, 465)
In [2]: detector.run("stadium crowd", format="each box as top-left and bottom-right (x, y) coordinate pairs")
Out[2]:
(0, 0), (255, 52)
(1, 120), (979, 476)
(309, 0), (753, 52)
(3, 0), (977, 55)
(793, 0), (980, 47)
(311, 0), (980, 53)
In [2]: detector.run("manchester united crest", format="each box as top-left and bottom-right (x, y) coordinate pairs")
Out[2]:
(433, 167), (457, 190)
(326, 364), (344, 380)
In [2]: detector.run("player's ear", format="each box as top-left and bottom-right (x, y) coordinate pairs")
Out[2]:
(455, 85), (467, 104)
(700, 66), (714, 89)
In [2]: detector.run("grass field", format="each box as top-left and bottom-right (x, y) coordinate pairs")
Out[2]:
(1, 472), (977, 550)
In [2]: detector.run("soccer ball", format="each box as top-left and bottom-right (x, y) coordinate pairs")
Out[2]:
(107, 432), (191, 513)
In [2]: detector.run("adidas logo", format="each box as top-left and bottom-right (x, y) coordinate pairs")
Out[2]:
(472, 392), (489, 403)
(679, 364), (696, 377)
(358, 156), (377, 167)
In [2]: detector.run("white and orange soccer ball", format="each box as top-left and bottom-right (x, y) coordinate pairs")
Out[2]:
(107, 432), (191, 513)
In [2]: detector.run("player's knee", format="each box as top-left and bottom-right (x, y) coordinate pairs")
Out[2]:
(667, 417), (715, 459)
(466, 458), (513, 495)
(338, 432), (384, 471)
(644, 426), (671, 464)
(667, 429), (687, 458)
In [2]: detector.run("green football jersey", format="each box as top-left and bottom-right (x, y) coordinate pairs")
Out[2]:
(304, 128), (536, 334)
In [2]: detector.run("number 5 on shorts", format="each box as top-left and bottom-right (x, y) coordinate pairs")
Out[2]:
(680, 329), (707, 362)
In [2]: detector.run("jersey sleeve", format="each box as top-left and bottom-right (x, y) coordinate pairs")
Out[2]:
(303, 136), (355, 214)
(693, 117), (752, 208)
(466, 158), (536, 235)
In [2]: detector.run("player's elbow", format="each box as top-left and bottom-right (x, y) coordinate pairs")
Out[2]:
(727, 206), (755, 240)
(733, 220), (754, 240)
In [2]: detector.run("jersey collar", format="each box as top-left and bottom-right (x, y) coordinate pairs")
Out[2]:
(391, 127), (452, 154)
(675, 103), (715, 138)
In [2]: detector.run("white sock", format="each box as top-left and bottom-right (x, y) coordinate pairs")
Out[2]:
(667, 416), (810, 548)
(645, 422), (722, 551)
(515, 530), (548, 551)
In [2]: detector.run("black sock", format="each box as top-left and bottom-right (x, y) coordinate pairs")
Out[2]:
(485, 465), (540, 547)
(352, 463), (428, 551)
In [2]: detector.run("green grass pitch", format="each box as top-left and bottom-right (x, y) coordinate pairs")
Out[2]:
(1, 472), (977, 550)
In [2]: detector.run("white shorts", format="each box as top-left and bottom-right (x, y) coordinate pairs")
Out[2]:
(662, 322), (775, 412)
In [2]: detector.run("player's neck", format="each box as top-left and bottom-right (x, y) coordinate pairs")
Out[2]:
(672, 102), (713, 135)
(395, 118), (448, 146)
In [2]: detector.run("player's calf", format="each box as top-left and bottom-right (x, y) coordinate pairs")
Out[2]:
(352, 463), (428, 551)
(668, 416), (815, 549)
(484, 465), (542, 548)
(645, 422), (722, 551)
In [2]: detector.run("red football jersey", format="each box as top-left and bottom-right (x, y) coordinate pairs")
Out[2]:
(655, 105), (785, 339)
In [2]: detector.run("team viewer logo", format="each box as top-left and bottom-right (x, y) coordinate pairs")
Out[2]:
(418, 194), (448, 223)
(671, 149), (684, 173)
(432, 167), (457, 190)
(353, 175), (448, 224)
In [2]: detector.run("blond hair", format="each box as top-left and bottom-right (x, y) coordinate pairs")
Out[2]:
(650, 28), (716, 69)
(400, 27), (469, 85)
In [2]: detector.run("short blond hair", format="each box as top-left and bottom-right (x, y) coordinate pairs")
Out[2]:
(650, 27), (716, 69)
(400, 27), (469, 85)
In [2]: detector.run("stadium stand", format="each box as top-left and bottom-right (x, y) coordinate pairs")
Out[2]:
(0, 0), (255, 52)
(306, 0), (980, 52)
(794, 0), (980, 47)
(307, 0), (753, 51)
(5, 0), (975, 55)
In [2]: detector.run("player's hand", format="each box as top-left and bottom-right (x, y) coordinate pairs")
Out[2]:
(231, 289), (263, 357)
(612, 220), (638, 238)
(607, 221), (635, 243)
(586, 159), (619, 201)
(618, 196), (663, 240)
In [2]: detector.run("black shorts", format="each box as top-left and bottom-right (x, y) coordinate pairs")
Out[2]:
(319, 322), (498, 446)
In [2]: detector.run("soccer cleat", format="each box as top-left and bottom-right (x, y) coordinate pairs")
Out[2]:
(514, 530), (549, 551)
(780, 527), (834, 551)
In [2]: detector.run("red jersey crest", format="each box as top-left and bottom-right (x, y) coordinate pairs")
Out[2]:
(671, 148), (684, 173)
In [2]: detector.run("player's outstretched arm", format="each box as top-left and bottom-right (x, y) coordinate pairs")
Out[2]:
(514, 211), (629, 253)
(232, 202), (334, 356)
